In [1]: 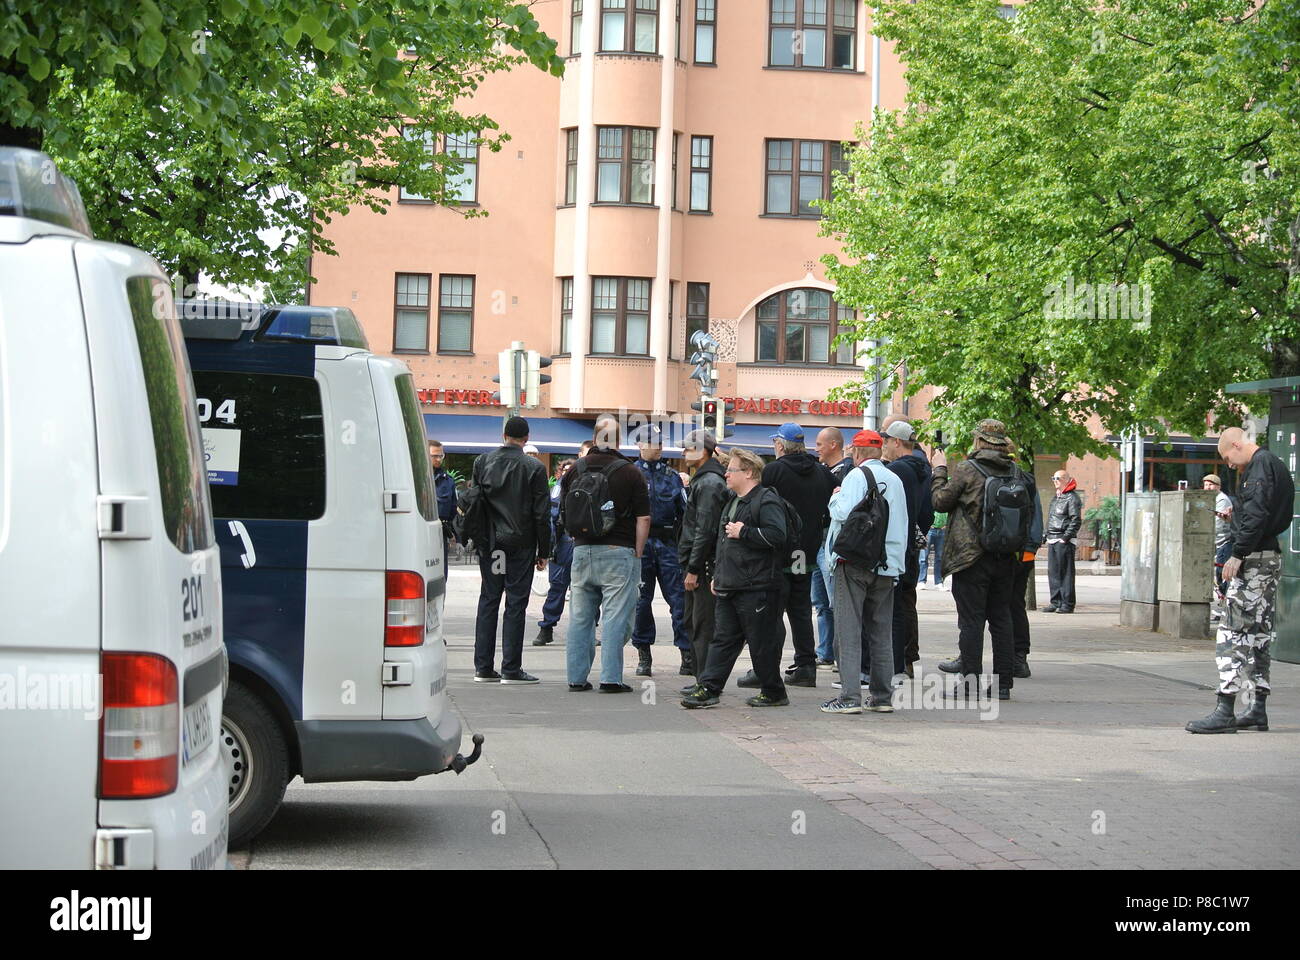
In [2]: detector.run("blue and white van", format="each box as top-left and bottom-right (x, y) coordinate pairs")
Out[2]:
(0, 148), (228, 869)
(180, 300), (478, 847)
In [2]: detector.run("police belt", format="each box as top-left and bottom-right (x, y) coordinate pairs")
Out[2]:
(650, 525), (678, 542)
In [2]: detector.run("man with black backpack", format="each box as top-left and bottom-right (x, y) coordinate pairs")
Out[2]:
(560, 415), (651, 693)
(681, 448), (791, 709)
(466, 417), (552, 684)
(819, 430), (908, 715)
(931, 419), (1032, 701)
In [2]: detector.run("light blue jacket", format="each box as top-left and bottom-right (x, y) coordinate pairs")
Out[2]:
(826, 458), (909, 577)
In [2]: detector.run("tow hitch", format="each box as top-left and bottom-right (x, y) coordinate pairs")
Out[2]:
(448, 733), (484, 774)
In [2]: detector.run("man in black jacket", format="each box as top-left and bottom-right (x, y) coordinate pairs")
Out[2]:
(1045, 469), (1083, 613)
(678, 430), (729, 693)
(682, 448), (790, 709)
(471, 417), (551, 684)
(1187, 426), (1295, 734)
(812, 427), (853, 666)
(883, 418), (931, 680)
(736, 423), (834, 690)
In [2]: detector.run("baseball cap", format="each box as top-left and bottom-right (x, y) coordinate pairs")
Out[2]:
(769, 422), (805, 443)
(683, 429), (717, 453)
(851, 429), (883, 448)
(883, 420), (915, 441)
(504, 416), (530, 439)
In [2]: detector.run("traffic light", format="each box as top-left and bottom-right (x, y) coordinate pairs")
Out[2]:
(523, 350), (552, 409)
(690, 396), (734, 440)
(490, 345), (517, 407)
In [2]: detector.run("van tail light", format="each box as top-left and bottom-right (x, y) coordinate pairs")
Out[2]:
(386, 571), (426, 647)
(99, 653), (179, 799)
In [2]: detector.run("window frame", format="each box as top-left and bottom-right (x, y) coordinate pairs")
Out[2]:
(595, 125), (658, 205)
(398, 126), (480, 204)
(436, 274), (475, 355)
(560, 277), (574, 355)
(686, 282), (710, 345)
(398, 126), (435, 203)
(589, 276), (653, 356)
(753, 288), (857, 365)
(694, 0), (716, 64)
(444, 130), (480, 206)
(689, 134), (713, 212)
(600, 0), (660, 54)
(767, 0), (856, 71)
(572, 0), (584, 54)
(564, 128), (579, 205)
(763, 138), (847, 218)
(393, 272), (432, 353)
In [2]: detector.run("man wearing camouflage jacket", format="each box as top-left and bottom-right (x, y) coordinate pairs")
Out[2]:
(1187, 427), (1295, 734)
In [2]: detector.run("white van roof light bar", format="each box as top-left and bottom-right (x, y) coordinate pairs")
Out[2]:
(0, 147), (93, 237)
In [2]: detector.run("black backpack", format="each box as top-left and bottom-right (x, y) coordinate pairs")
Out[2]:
(970, 460), (1032, 554)
(564, 458), (627, 538)
(771, 491), (804, 563)
(832, 464), (890, 573)
(453, 483), (489, 549)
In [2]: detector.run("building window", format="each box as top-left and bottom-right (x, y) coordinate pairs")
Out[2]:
(754, 288), (856, 364)
(669, 279), (678, 358)
(764, 138), (847, 217)
(394, 273), (432, 352)
(687, 282), (709, 343)
(437, 275), (474, 353)
(769, 0), (855, 70)
(591, 277), (651, 355)
(399, 126), (434, 202)
(997, 4), (1019, 18)
(690, 135), (712, 211)
(572, 0), (584, 53)
(445, 132), (479, 204)
(596, 126), (656, 204)
(561, 277), (574, 354)
(694, 0), (716, 63)
(672, 133), (679, 209)
(676, 0), (682, 59)
(601, 0), (659, 54)
(565, 128), (579, 204)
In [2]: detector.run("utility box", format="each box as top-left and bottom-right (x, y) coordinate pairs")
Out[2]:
(1120, 493), (1160, 629)
(1156, 490), (1215, 639)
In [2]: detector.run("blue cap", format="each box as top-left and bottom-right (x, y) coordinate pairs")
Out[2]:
(769, 422), (804, 443)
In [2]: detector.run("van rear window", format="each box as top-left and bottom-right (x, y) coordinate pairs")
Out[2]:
(396, 374), (437, 521)
(125, 277), (213, 552)
(191, 371), (325, 521)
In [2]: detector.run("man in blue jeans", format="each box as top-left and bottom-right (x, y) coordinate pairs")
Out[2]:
(561, 416), (651, 693)
(811, 427), (854, 666)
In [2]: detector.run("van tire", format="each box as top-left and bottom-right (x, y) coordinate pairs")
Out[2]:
(221, 681), (290, 849)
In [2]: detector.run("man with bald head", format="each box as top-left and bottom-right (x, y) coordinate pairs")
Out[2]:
(1187, 426), (1294, 734)
(810, 427), (854, 666)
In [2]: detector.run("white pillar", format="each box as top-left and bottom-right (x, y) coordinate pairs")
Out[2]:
(650, 7), (677, 418)
(567, 6), (600, 414)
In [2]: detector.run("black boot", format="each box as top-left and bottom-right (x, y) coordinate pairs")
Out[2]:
(679, 648), (695, 676)
(532, 626), (554, 646)
(787, 666), (817, 688)
(1235, 691), (1269, 731)
(635, 645), (652, 677)
(1013, 655), (1031, 679)
(1186, 694), (1238, 734)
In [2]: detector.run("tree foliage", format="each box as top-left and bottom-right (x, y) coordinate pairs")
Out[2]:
(822, 0), (1300, 460)
(1, 0), (564, 288)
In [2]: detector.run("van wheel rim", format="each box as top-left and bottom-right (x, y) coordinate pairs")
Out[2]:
(221, 718), (254, 814)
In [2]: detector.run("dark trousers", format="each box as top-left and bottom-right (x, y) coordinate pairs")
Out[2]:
(475, 547), (535, 675)
(632, 537), (690, 649)
(1009, 558), (1033, 659)
(950, 552), (1017, 690)
(539, 533), (573, 628)
(892, 545), (920, 673)
(778, 571), (817, 671)
(1213, 540), (1232, 598)
(684, 573), (716, 679)
(700, 588), (786, 699)
(1047, 541), (1076, 611)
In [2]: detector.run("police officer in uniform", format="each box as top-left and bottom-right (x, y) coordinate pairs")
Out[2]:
(1187, 426), (1295, 734)
(630, 424), (691, 677)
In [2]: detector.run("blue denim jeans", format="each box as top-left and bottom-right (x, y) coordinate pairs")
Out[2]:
(539, 533), (573, 628)
(922, 528), (946, 584)
(567, 544), (640, 685)
(811, 542), (835, 660)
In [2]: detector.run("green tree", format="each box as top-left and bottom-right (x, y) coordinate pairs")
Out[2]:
(2, 1), (564, 287)
(822, 0), (1298, 461)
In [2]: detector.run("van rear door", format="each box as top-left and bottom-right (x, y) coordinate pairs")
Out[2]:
(368, 360), (448, 725)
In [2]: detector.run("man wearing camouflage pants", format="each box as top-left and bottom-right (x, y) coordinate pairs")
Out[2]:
(1187, 427), (1295, 734)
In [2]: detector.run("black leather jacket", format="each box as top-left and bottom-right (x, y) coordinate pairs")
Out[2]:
(471, 444), (551, 557)
(1046, 489), (1082, 540)
(1231, 448), (1295, 557)
(712, 485), (789, 593)
(678, 457), (728, 575)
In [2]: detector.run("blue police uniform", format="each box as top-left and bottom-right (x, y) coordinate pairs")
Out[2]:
(631, 457), (690, 650)
(433, 467), (458, 569)
(539, 482), (573, 629)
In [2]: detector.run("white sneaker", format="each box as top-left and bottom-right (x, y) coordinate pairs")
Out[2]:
(917, 583), (930, 591)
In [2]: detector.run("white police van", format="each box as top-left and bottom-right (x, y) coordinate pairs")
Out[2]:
(180, 299), (480, 848)
(0, 148), (228, 869)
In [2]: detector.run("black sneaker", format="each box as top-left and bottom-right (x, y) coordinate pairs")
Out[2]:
(1042, 606), (1059, 613)
(533, 626), (554, 646)
(568, 681), (593, 692)
(736, 670), (760, 689)
(679, 682), (700, 696)
(998, 687), (1011, 701)
(937, 657), (963, 674)
(599, 682), (633, 693)
(500, 671), (540, 684)
(787, 667), (817, 688)
(1013, 657), (1031, 679)
(474, 670), (502, 683)
(745, 692), (789, 707)
(681, 686), (720, 709)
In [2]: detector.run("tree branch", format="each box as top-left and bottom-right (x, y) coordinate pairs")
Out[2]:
(1198, 203), (1249, 266)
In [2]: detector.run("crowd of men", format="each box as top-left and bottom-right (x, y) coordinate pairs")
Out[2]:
(438, 414), (1293, 731)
